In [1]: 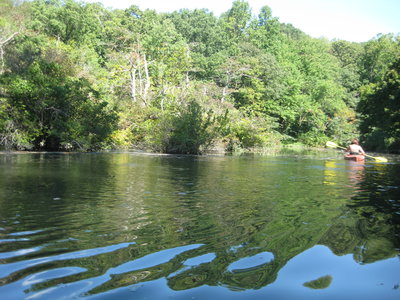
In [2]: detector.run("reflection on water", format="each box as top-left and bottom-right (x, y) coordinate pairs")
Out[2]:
(0, 152), (399, 299)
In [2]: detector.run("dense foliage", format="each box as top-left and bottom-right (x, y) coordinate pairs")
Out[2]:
(0, 0), (399, 153)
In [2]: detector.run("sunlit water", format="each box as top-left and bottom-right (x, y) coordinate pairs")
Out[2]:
(0, 151), (399, 299)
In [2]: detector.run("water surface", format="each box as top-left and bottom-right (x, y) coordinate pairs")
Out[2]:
(0, 151), (399, 299)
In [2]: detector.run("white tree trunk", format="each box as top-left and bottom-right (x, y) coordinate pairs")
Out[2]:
(143, 54), (151, 106)
(0, 32), (19, 75)
(221, 86), (228, 102)
(130, 68), (137, 103)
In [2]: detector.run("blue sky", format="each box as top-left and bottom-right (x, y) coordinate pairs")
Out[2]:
(84, 0), (400, 42)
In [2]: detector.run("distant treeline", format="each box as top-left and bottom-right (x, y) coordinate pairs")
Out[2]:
(0, 0), (399, 153)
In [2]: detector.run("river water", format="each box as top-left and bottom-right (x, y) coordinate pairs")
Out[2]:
(0, 151), (399, 299)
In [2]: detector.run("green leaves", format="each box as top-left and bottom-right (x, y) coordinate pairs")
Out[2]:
(2, 35), (117, 151)
(220, 0), (252, 41)
(359, 55), (400, 151)
(1, 0), (399, 152)
(143, 100), (229, 154)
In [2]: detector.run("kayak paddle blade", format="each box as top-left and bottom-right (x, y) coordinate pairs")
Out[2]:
(372, 156), (388, 163)
(326, 141), (346, 150)
(326, 141), (338, 148)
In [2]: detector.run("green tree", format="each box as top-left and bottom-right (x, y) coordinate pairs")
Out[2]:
(29, 0), (108, 60)
(1, 36), (117, 150)
(248, 5), (280, 52)
(2, 0), (398, 152)
(142, 99), (229, 154)
(331, 40), (363, 108)
(359, 56), (400, 152)
(0, 0), (30, 74)
(216, 42), (287, 115)
(166, 8), (226, 79)
(103, 8), (191, 107)
(220, 0), (252, 45)
(359, 34), (400, 84)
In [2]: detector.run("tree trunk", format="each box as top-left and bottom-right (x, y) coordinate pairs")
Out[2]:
(221, 86), (228, 102)
(130, 68), (137, 103)
(143, 54), (150, 107)
(0, 32), (19, 75)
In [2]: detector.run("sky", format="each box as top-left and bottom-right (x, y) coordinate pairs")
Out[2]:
(84, 0), (400, 42)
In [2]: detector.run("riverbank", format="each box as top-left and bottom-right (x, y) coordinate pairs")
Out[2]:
(0, 144), (338, 159)
(1, 142), (396, 161)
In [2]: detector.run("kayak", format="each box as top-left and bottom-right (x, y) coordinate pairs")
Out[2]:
(344, 154), (365, 161)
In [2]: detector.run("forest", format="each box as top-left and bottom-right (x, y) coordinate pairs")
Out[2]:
(0, 0), (399, 154)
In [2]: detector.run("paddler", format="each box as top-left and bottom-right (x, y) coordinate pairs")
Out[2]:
(346, 139), (366, 155)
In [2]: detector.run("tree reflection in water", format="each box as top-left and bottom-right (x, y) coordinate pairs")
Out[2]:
(0, 153), (399, 299)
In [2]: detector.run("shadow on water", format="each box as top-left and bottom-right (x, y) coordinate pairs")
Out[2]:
(0, 152), (399, 299)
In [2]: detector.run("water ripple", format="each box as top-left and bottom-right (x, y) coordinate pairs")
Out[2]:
(0, 242), (135, 281)
(0, 247), (42, 260)
(7, 230), (47, 237)
(19, 243), (205, 299)
(227, 252), (275, 272)
(1, 153), (399, 299)
(107, 244), (204, 275)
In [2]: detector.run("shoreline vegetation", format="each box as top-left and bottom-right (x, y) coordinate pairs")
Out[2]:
(0, 144), (382, 157)
(0, 144), (313, 155)
(1, 0), (399, 155)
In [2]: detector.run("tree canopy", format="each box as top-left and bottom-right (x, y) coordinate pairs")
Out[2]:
(0, 0), (399, 153)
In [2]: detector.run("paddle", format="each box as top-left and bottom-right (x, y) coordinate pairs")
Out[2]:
(326, 141), (388, 162)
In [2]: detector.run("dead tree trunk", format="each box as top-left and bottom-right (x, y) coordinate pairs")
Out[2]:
(142, 54), (151, 107)
(0, 32), (19, 75)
